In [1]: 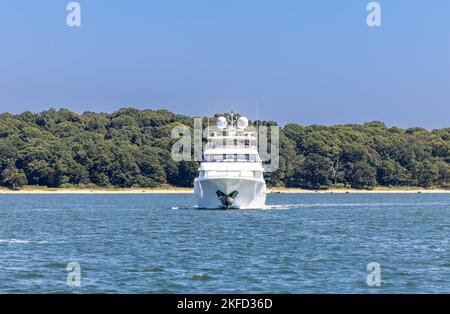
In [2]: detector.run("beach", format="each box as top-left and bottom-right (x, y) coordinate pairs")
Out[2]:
(1, 187), (449, 194)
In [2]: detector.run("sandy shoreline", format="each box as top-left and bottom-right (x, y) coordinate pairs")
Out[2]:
(1, 187), (449, 194)
(268, 188), (450, 194)
(0, 188), (193, 194)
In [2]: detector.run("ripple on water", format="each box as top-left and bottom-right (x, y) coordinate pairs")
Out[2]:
(143, 266), (165, 273)
(188, 274), (213, 281)
(0, 239), (29, 244)
(16, 272), (46, 280)
(0, 239), (49, 244)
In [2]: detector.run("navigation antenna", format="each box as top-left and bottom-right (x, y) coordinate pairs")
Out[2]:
(227, 110), (238, 127)
(256, 102), (259, 146)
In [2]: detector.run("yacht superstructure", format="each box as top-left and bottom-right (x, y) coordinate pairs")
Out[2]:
(194, 113), (266, 209)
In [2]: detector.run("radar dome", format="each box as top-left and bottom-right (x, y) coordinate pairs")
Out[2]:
(216, 116), (227, 129)
(237, 116), (249, 129)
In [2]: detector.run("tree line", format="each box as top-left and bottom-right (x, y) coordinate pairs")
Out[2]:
(0, 108), (449, 190)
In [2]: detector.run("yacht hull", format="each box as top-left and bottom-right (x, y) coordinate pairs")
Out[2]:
(194, 177), (266, 209)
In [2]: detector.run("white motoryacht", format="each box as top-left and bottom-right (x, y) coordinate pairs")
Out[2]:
(194, 113), (266, 209)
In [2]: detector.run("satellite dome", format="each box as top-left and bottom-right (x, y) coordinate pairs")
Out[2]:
(237, 116), (249, 129)
(216, 116), (227, 129)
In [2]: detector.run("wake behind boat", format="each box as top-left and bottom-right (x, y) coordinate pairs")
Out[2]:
(194, 113), (266, 209)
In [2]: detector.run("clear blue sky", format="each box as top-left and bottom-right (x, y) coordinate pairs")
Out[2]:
(1, 0), (449, 128)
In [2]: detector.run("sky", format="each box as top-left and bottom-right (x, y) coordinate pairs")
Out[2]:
(0, 0), (449, 128)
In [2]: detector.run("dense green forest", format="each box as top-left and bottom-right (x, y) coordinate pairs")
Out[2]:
(0, 108), (449, 190)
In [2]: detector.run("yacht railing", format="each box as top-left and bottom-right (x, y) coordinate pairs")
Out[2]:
(199, 170), (263, 179)
(205, 144), (258, 150)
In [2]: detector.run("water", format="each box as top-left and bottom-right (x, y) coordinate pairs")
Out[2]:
(0, 193), (449, 293)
